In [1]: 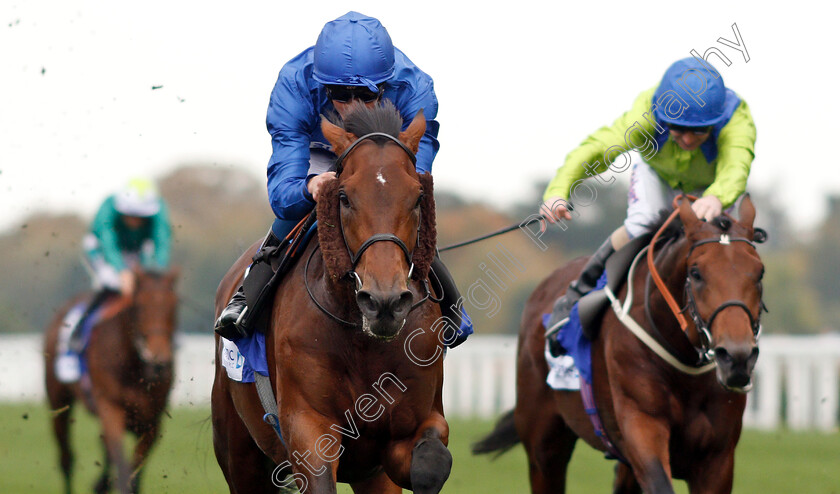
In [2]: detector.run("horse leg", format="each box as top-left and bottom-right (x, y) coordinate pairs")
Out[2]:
(212, 380), (279, 494)
(95, 398), (133, 494)
(128, 425), (160, 493)
(93, 443), (112, 494)
(349, 471), (402, 494)
(685, 451), (735, 494)
(382, 414), (452, 494)
(283, 419), (342, 494)
(617, 411), (675, 494)
(48, 393), (75, 494)
(522, 414), (578, 494)
(613, 461), (642, 494)
(409, 426), (452, 494)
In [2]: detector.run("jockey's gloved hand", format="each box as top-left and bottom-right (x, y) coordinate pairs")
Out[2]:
(692, 196), (722, 222)
(539, 197), (573, 224)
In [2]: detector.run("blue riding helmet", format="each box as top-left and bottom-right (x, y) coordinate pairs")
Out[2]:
(653, 57), (728, 127)
(312, 11), (395, 92)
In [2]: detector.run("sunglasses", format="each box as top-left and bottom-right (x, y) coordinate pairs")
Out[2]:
(326, 85), (384, 103)
(667, 124), (713, 136)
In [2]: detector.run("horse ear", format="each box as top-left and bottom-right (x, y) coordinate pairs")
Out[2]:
(399, 109), (426, 154)
(320, 115), (355, 156)
(739, 194), (756, 229)
(678, 196), (701, 231)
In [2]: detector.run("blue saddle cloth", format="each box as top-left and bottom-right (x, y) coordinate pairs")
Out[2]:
(542, 272), (608, 385)
(66, 302), (106, 376)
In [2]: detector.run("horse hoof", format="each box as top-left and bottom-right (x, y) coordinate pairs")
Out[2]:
(410, 437), (452, 494)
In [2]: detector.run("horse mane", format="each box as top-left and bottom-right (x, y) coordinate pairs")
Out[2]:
(329, 100), (403, 142)
(645, 209), (683, 242)
(645, 209), (736, 243)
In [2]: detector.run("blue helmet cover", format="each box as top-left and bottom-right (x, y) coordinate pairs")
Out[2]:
(312, 11), (395, 91)
(653, 57), (729, 127)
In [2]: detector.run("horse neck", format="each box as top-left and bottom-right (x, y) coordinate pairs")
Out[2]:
(114, 301), (140, 351)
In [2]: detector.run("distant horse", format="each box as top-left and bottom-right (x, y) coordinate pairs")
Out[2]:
(44, 268), (179, 494)
(212, 103), (453, 493)
(475, 197), (765, 493)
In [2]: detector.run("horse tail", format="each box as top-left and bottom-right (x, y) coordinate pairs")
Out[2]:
(471, 409), (520, 457)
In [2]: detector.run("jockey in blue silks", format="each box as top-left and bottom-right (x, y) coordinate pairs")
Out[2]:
(214, 11), (471, 347)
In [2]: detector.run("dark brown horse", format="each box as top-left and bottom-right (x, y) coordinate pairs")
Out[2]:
(475, 197), (764, 493)
(212, 103), (453, 493)
(44, 268), (179, 494)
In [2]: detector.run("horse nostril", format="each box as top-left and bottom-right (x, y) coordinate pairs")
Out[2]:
(714, 347), (733, 364)
(356, 290), (379, 317)
(391, 290), (413, 317)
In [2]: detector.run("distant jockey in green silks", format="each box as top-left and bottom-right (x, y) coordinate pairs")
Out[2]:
(57, 178), (171, 381)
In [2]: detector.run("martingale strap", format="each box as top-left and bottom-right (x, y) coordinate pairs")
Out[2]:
(579, 378), (629, 465)
(255, 373), (287, 447)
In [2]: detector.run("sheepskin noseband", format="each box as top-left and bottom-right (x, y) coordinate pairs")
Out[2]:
(316, 172), (436, 283)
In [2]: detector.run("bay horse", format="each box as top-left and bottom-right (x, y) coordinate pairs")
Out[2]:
(475, 196), (765, 493)
(211, 103), (452, 493)
(44, 268), (180, 494)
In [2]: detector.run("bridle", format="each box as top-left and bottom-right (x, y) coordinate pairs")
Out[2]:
(682, 233), (766, 360)
(647, 196), (767, 362)
(335, 132), (419, 290)
(305, 132), (433, 327)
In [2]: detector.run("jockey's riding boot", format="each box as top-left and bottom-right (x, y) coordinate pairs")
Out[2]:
(215, 285), (248, 339)
(546, 237), (615, 332)
(430, 256), (473, 348)
(68, 289), (113, 354)
(214, 231), (283, 339)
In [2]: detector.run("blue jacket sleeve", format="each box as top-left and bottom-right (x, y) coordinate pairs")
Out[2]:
(390, 55), (440, 174)
(265, 69), (318, 221)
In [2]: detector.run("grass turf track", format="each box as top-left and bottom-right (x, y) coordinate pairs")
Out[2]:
(1, 403), (838, 493)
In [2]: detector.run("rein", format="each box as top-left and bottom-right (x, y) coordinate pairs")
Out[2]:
(438, 215), (546, 252)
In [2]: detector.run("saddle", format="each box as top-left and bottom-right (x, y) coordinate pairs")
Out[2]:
(576, 233), (652, 340)
(242, 212), (319, 334)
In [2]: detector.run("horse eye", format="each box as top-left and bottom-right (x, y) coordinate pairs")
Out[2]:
(414, 193), (424, 209)
(339, 191), (350, 208)
(689, 266), (703, 282)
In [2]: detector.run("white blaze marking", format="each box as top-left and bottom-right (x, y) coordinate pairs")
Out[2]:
(376, 171), (387, 185)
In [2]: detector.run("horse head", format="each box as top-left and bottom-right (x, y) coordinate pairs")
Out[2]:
(678, 196), (764, 392)
(318, 102), (430, 340)
(131, 267), (179, 377)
